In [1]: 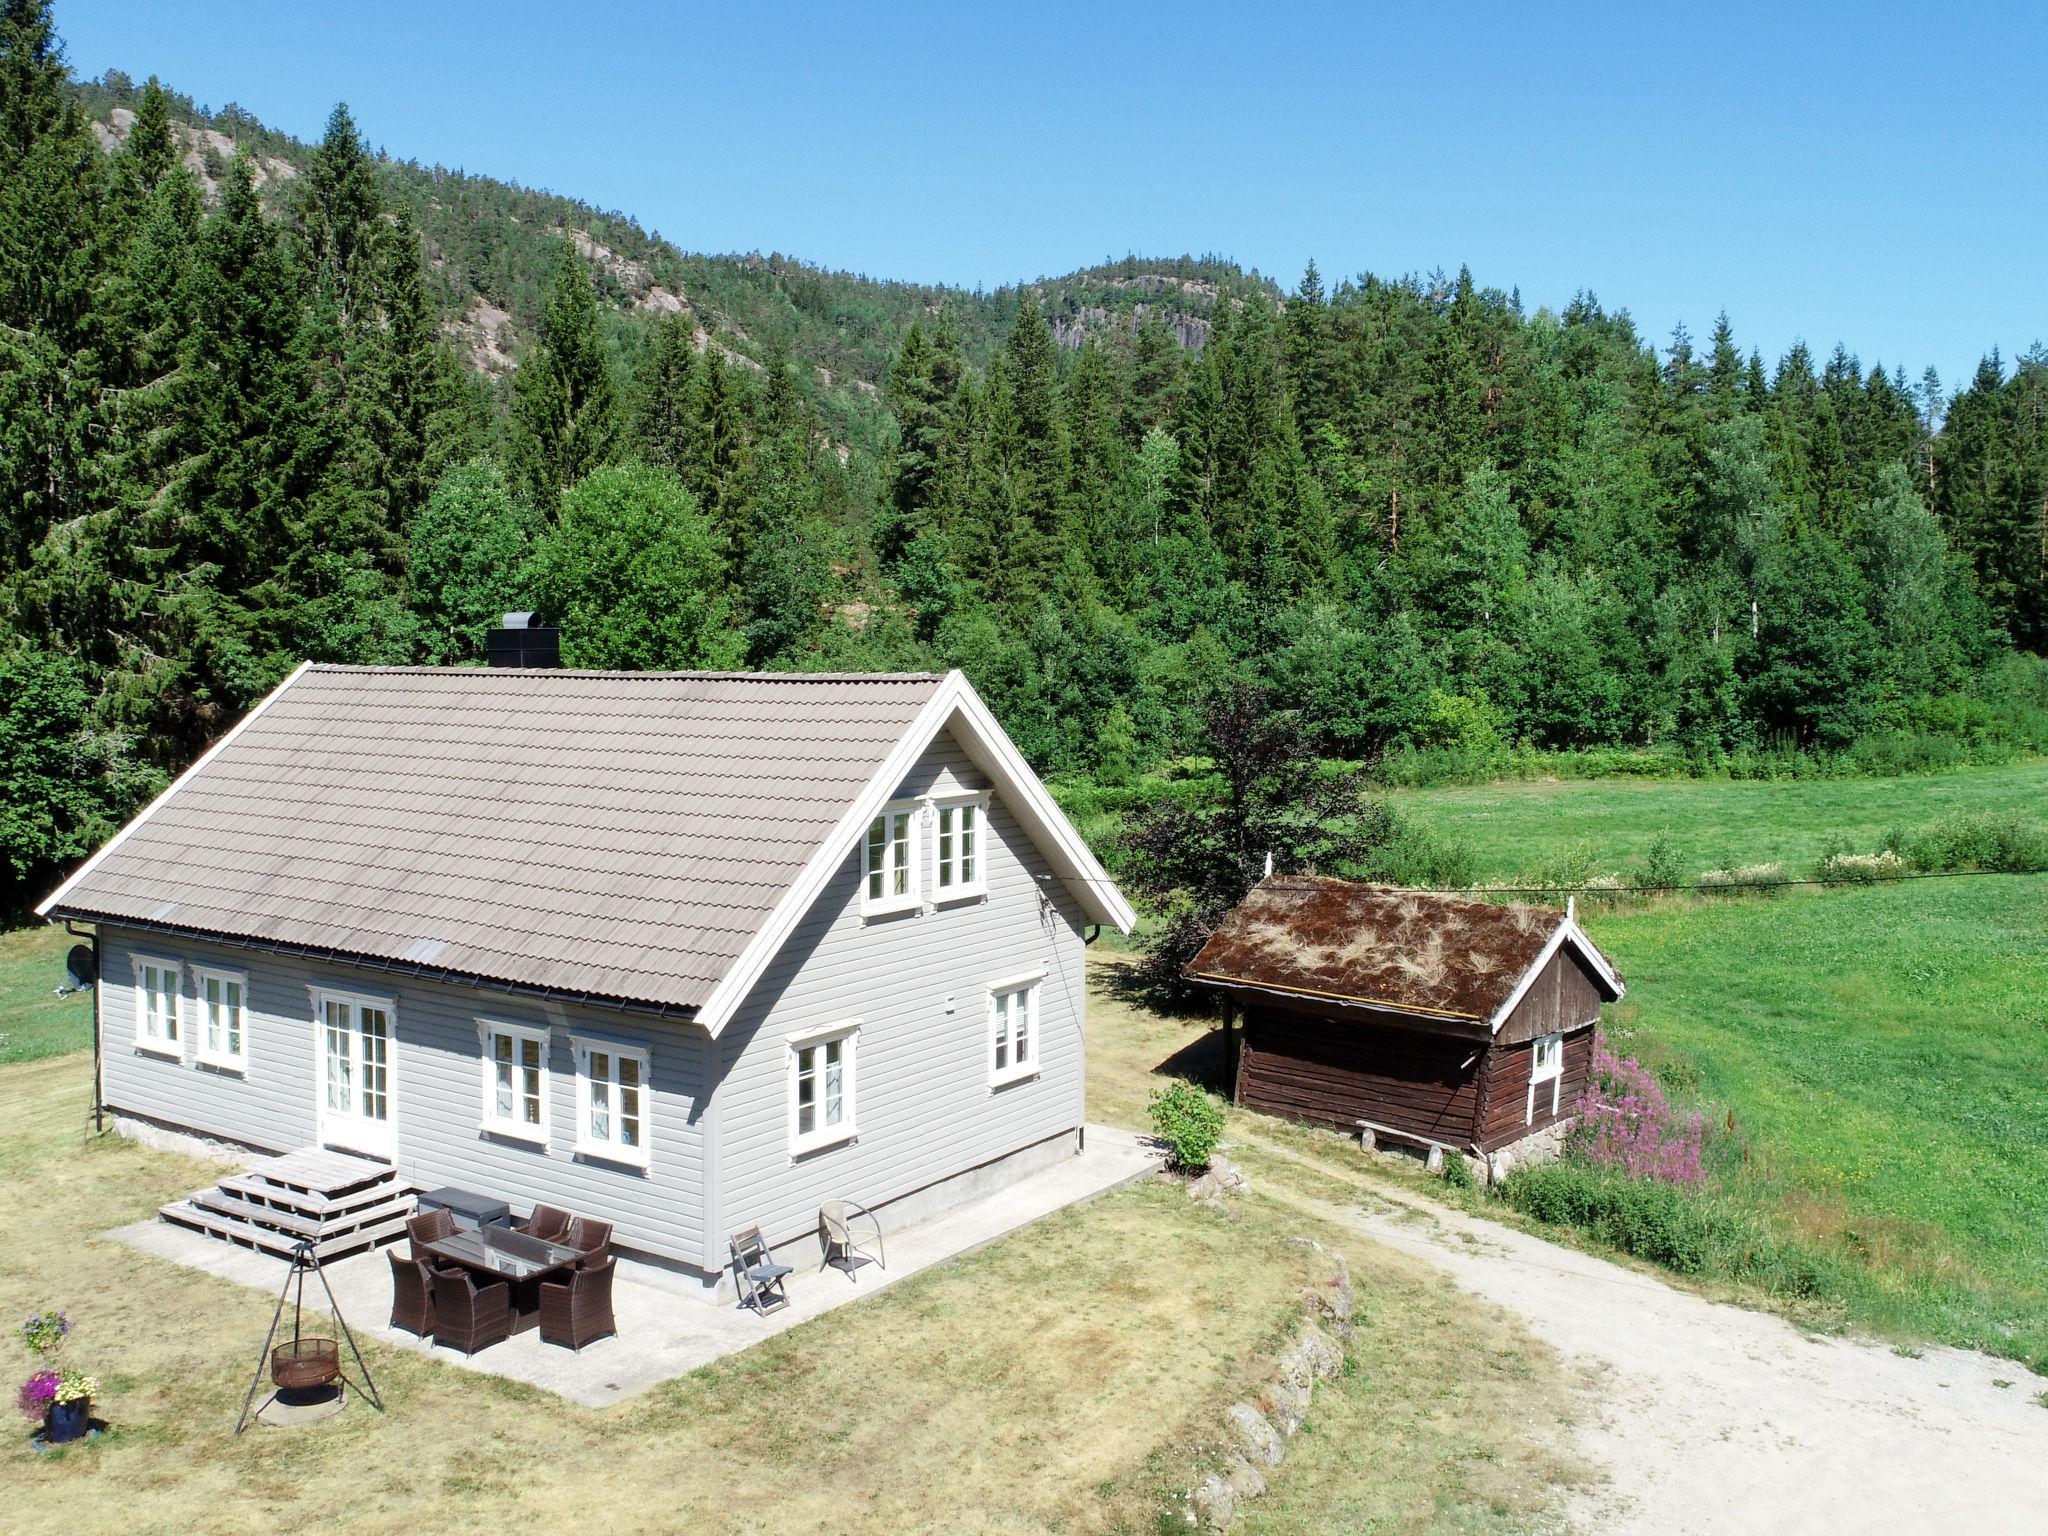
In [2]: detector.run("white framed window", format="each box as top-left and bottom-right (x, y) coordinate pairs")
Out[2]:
(862, 802), (920, 915)
(570, 1035), (649, 1167)
(988, 972), (1043, 1086)
(132, 955), (181, 1058)
(479, 1021), (550, 1144)
(933, 795), (987, 900)
(192, 966), (248, 1072)
(788, 1020), (858, 1155)
(1527, 1032), (1564, 1124)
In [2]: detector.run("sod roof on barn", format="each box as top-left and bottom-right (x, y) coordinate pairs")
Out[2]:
(1184, 875), (1622, 1026)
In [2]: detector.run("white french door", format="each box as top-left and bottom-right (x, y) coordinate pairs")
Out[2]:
(317, 992), (395, 1159)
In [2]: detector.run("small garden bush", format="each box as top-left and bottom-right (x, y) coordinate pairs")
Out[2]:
(1148, 1080), (1226, 1172)
(1814, 848), (1906, 885)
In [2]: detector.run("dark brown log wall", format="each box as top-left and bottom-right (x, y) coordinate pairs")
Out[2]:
(1236, 1001), (1481, 1144)
(1476, 1024), (1594, 1150)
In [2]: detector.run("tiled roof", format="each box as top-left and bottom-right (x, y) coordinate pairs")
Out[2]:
(50, 666), (945, 1011)
(1184, 875), (1622, 1023)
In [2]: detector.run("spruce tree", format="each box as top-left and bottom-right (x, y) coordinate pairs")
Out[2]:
(510, 241), (621, 510)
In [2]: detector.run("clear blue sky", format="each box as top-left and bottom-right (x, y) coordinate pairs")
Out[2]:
(56, 0), (2046, 391)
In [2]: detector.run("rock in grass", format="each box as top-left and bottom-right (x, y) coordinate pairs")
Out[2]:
(1227, 1401), (1285, 1467)
(1192, 1473), (1237, 1530)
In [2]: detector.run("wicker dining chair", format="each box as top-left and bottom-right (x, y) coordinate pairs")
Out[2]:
(565, 1216), (614, 1268)
(406, 1206), (456, 1256)
(522, 1203), (574, 1243)
(539, 1256), (617, 1351)
(431, 1268), (512, 1355)
(387, 1249), (437, 1337)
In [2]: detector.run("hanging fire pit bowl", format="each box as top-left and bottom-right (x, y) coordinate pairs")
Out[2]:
(271, 1338), (341, 1393)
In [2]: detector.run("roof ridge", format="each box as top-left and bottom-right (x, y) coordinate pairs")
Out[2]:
(302, 665), (945, 682)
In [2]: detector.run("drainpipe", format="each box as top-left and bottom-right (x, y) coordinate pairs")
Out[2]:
(65, 920), (102, 1134)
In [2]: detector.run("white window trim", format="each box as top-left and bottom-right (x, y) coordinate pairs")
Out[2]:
(191, 964), (250, 1073)
(477, 1020), (551, 1146)
(929, 791), (991, 904)
(1526, 1032), (1564, 1125)
(131, 954), (182, 1060)
(987, 970), (1045, 1088)
(568, 1033), (651, 1168)
(860, 800), (922, 918)
(787, 1019), (860, 1156)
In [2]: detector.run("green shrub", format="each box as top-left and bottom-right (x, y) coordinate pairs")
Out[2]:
(1497, 1161), (1853, 1300)
(1148, 1080), (1226, 1172)
(1643, 835), (1684, 891)
(1897, 811), (2048, 874)
(1441, 1149), (1476, 1191)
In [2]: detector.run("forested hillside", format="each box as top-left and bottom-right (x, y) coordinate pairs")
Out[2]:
(2, 0), (2045, 912)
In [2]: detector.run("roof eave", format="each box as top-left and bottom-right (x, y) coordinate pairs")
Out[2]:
(52, 907), (705, 1022)
(1185, 972), (1494, 1038)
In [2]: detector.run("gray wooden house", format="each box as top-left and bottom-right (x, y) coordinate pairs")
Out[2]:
(1184, 877), (1623, 1175)
(40, 663), (1133, 1292)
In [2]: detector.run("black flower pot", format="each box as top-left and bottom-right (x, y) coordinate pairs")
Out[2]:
(45, 1397), (90, 1443)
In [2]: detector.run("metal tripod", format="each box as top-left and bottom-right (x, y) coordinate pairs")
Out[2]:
(234, 1238), (385, 1434)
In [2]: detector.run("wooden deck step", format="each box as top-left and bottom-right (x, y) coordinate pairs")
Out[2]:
(215, 1168), (407, 1220)
(186, 1185), (415, 1240)
(160, 1199), (414, 1263)
(161, 1144), (417, 1262)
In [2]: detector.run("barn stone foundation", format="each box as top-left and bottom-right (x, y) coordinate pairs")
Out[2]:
(1479, 1115), (1577, 1186)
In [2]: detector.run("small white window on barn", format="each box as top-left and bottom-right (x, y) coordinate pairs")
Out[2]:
(193, 966), (248, 1072)
(789, 1021), (858, 1155)
(479, 1021), (550, 1144)
(933, 795), (986, 900)
(1527, 1032), (1564, 1125)
(863, 803), (919, 915)
(988, 971), (1043, 1087)
(133, 956), (181, 1058)
(571, 1036), (649, 1167)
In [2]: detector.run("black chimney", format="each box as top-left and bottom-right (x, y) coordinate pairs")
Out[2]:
(486, 611), (562, 669)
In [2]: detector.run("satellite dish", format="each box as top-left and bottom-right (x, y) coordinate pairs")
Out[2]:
(64, 944), (97, 993)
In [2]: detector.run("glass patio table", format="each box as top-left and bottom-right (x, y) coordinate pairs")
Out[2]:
(423, 1226), (587, 1333)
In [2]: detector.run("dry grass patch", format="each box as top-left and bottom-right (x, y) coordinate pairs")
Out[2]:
(0, 1054), (1314, 1536)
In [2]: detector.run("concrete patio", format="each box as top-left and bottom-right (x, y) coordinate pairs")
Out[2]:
(106, 1124), (1160, 1409)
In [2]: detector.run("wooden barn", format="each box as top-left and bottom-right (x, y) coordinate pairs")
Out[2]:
(1184, 877), (1624, 1172)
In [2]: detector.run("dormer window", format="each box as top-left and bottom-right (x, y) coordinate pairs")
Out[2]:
(863, 802), (919, 915)
(933, 795), (986, 900)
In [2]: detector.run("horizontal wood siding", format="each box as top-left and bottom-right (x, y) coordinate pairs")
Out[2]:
(711, 731), (1087, 1266)
(1477, 1023), (1594, 1149)
(1496, 947), (1606, 1045)
(97, 924), (708, 1264)
(1237, 999), (1480, 1144)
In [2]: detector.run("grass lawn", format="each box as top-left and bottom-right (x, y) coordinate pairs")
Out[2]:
(1592, 877), (2048, 1365)
(0, 960), (1579, 1532)
(1391, 757), (2048, 882)
(0, 922), (89, 1064)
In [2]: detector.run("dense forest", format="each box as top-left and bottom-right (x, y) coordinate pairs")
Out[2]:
(3, 0), (2045, 911)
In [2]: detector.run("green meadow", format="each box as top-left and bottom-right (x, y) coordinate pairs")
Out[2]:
(1401, 762), (2048, 1366)
(1391, 757), (2048, 884)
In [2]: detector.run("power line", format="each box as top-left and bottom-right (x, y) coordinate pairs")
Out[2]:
(1040, 865), (2048, 899)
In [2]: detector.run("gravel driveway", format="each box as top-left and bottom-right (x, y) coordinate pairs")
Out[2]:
(1262, 1171), (2047, 1534)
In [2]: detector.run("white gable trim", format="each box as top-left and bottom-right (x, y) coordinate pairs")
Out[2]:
(37, 661), (316, 921)
(1485, 916), (1625, 1034)
(692, 669), (1135, 1037)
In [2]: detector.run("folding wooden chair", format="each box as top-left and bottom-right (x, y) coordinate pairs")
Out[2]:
(728, 1226), (793, 1315)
